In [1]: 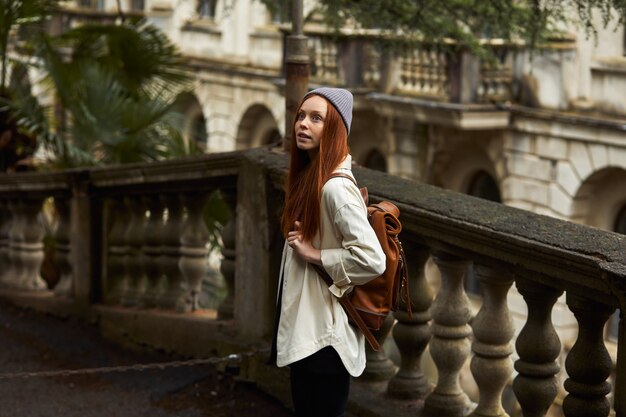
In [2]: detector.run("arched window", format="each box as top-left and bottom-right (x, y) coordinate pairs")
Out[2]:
(198, 0), (217, 19)
(364, 149), (387, 172)
(467, 171), (502, 203)
(173, 93), (208, 149)
(235, 104), (279, 149)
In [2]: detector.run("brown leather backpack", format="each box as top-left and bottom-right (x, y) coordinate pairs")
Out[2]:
(312, 173), (411, 351)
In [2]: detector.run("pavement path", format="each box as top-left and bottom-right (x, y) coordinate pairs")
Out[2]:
(0, 300), (294, 417)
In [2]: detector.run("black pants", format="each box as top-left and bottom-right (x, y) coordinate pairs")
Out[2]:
(290, 346), (351, 417)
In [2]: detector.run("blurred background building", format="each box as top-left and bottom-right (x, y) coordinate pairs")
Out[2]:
(7, 0), (626, 412)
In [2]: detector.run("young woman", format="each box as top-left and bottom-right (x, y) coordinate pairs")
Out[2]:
(274, 87), (386, 417)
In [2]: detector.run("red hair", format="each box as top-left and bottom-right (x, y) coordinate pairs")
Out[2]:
(281, 95), (349, 241)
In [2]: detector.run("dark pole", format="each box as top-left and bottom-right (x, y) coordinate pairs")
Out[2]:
(283, 0), (309, 151)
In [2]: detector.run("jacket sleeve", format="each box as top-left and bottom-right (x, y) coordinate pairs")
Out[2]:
(320, 200), (386, 298)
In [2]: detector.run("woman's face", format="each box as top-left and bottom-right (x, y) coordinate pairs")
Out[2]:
(295, 95), (327, 154)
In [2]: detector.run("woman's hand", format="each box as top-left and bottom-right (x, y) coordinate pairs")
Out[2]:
(287, 221), (322, 265)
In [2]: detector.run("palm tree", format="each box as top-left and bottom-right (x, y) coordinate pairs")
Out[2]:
(0, 0), (60, 172)
(6, 17), (199, 169)
(0, 0), (59, 91)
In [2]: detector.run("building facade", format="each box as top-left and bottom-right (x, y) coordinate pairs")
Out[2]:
(10, 0), (626, 410)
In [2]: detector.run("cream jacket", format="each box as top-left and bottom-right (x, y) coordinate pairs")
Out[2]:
(276, 155), (386, 377)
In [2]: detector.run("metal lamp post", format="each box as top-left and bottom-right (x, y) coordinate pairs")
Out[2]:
(283, 0), (309, 151)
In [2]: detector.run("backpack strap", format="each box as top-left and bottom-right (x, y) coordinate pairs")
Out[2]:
(327, 172), (357, 186)
(310, 263), (381, 352)
(327, 173), (369, 206)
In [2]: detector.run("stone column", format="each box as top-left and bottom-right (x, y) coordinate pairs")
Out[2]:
(140, 195), (163, 308)
(121, 197), (146, 307)
(179, 192), (210, 312)
(53, 197), (73, 296)
(423, 251), (472, 416)
(20, 198), (46, 290)
(104, 197), (128, 305)
(469, 264), (515, 417)
(513, 279), (562, 417)
(216, 192), (235, 319)
(158, 193), (185, 311)
(387, 241), (433, 398)
(563, 294), (613, 417)
(361, 313), (397, 381)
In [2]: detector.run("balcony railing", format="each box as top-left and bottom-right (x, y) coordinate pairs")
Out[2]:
(301, 28), (516, 104)
(0, 148), (624, 417)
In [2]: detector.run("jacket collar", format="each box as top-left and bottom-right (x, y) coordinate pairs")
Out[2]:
(335, 154), (352, 172)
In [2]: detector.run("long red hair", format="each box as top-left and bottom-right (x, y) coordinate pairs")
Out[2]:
(281, 95), (349, 241)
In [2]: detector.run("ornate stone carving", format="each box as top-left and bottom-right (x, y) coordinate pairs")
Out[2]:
(469, 264), (515, 417)
(563, 293), (613, 417)
(19, 198), (46, 290)
(105, 197), (128, 305)
(424, 251), (473, 416)
(159, 194), (185, 311)
(121, 197), (146, 307)
(140, 195), (163, 308)
(513, 278), (563, 417)
(362, 313), (397, 382)
(179, 192), (210, 312)
(387, 242), (433, 399)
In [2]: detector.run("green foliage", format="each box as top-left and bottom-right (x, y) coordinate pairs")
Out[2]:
(264, 0), (626, 52)
(5, 18), (201, 170)
(0, 0), (61, 90)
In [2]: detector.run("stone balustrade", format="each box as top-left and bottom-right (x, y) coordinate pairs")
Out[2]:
(0, 148), (624, 417)
(303, 29), (514, 104)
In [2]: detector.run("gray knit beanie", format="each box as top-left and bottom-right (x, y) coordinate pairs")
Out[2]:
(303, 87), (353, 135)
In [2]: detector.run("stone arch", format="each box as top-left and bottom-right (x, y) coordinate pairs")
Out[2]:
(466, 170), (502, 203)
(433, 140), (501, 197)
(235, 104), (280, 150)
(571, 167), (626, 231)
(363, 148), (387, 172)
(173, 92), (208, 148)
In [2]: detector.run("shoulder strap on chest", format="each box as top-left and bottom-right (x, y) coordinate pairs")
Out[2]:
(327, 173), (357, 187)
(327, 173), (368, 206)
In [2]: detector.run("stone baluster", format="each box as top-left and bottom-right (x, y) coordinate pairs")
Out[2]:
(513, 279), (562, 417)
(179, 192), (209, 312)
(563, 294), (613, 417)
(121, 197), (146, 307)
(424, 251), (473, 416)
(387, 241), (433, 398)
(0, 201), (11, 286)
(104, 197), (129, 305)
(140, 195), (163, 308)
(158, 194), (185, 311)
(52, 197), (73, 297)
(218, 193), (235, 320)
(469, 264), (515, 417)
(6, 200), (26, 288)
(362, 314), (397, 381)
(19, 198), (46, 290)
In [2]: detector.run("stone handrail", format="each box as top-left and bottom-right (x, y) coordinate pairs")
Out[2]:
(244, 147), (625, 417)
(0, 148), (624, 416)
